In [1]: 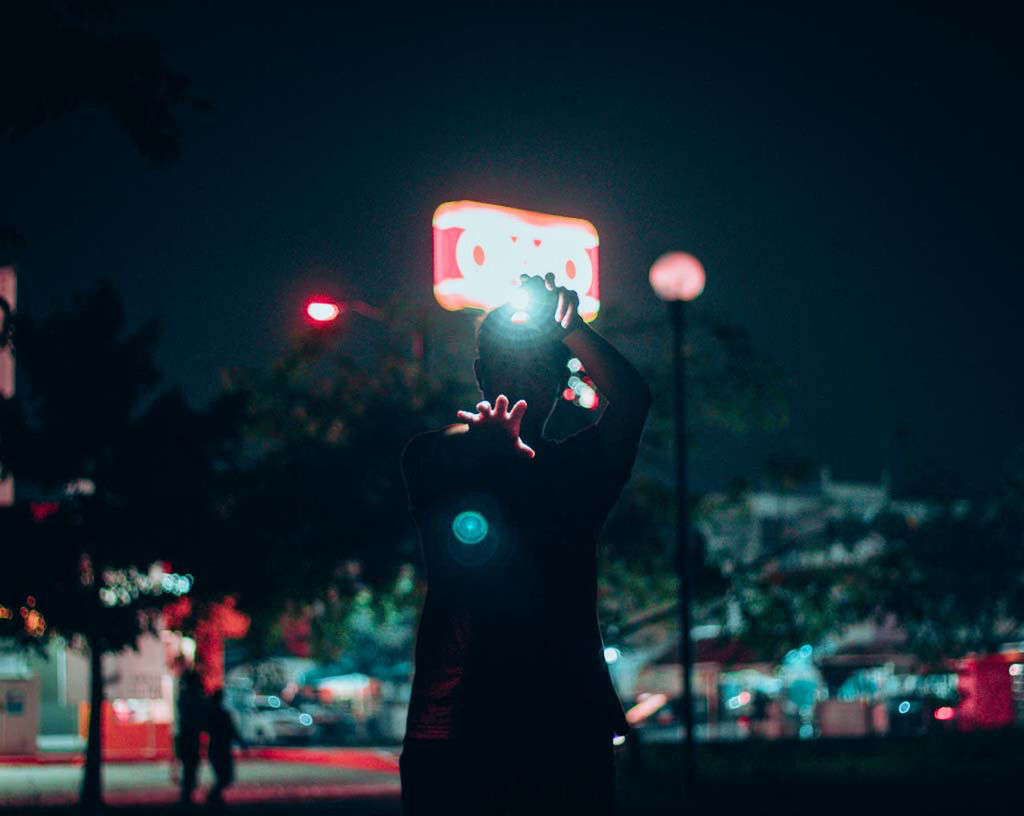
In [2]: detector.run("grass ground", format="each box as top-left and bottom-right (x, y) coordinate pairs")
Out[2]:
(7, 731), (1024, 815)
(618, 729), (1024, 814)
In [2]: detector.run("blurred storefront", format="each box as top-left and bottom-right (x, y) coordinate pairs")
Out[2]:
(0, 651), (39, 755)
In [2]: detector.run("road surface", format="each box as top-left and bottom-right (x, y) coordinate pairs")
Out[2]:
(0, 749), (400, 808)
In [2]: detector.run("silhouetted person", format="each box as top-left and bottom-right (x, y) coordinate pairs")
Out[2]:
(206, 688), (244, 807)
(400, 274), (651, 815)
(175, 669), (205, 805)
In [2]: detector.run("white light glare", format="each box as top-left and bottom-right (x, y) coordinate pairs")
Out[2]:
(604, 647), (621, 664)
(508, 287), (531, 312)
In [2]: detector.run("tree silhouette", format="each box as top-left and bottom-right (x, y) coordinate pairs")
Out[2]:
(861, 475), (1024, 660)
(0, 281), (241, 807)
(2, 1), (202, 164)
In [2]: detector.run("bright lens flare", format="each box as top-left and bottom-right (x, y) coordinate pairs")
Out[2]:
(452, 511), (489, 545)
(307, 301), (340, 322)
(507, 287), (531, 323)
(508, 287), (531, 312)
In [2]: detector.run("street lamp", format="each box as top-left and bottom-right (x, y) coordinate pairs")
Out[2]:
(649, 251), (705, 787)
(302, 297), (424, 362)
(306, 300), (341, 323)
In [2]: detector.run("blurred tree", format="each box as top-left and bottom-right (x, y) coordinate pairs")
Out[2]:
(690, 449), (1024, 663)
(0, 503), (170, 804)
(861, 477), (1024, 660)
(1, 1), (202, 163)
(1, 6), (205, 800)
(217, 306), (475, 659)
(0, 281), (242, 807)
(592, 303), (787, 643)
(1, 1), (203, 247)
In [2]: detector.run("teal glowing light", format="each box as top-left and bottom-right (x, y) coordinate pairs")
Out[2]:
(452, 511), (489, 545)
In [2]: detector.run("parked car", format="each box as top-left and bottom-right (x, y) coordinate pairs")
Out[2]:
(886, 695), (958, 736)
(226, 688), (317, 745)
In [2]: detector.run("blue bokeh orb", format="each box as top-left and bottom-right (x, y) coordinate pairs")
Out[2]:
(452, 510), (489, 545)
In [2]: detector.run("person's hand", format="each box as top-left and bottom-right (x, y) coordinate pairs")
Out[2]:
(518, 273), (581, 333)
(456, 394), (535, 459)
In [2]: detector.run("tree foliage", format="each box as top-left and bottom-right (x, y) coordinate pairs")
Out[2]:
(861, 492), (1024, 660)
(2, 1), (203, 164)
(0, 281), (240, 805)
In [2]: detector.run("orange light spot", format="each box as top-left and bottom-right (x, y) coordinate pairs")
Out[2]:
(626, 693), (668, 725)
(473, 245), (485, 265)
(566, 259), (576, 280)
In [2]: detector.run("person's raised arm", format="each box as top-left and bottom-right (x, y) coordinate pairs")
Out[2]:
(539, 274), (652, 469)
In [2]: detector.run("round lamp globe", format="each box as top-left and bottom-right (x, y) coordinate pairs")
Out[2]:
(649, 253), (706, 302)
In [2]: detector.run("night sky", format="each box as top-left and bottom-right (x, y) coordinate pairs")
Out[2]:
(3, 5), (1021, 495)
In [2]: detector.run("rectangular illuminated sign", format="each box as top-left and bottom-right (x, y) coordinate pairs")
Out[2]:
(433, 201), (599, 321)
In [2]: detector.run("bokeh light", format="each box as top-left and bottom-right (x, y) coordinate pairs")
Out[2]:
(649, 252), (706, 302)
(452, 510), (489, 545)
(306, 300), (341, 322)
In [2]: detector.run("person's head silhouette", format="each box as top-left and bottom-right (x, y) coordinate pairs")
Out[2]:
(474, 299), (567, 437)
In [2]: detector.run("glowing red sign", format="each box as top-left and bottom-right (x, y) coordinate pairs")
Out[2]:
(433, 201), (599, 321)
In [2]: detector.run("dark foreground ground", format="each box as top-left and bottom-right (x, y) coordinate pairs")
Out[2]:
(6, 731), (1024, 815)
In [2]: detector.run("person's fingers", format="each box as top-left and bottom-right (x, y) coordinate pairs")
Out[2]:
(555, 291), (566, 323)
(493, 394), (509, 417)
(519, 273), (530, 284)
(560, 300), (575, 329)
(516, 438), (536, 459)
(476, 401), (492, 415)
(509, 399), (528, 426)
(456, 410), (479, 423)
(544, 272), (556, 290)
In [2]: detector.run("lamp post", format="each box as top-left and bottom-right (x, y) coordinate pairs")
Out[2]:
(649, 251), (706, 787)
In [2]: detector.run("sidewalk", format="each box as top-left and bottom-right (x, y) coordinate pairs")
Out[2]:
(0, 748), (401, 808)
(0, 746), (400, 769)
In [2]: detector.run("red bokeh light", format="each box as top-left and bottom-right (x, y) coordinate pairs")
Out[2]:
(934, 706), (955, 721)
(306, 300), (341, 322)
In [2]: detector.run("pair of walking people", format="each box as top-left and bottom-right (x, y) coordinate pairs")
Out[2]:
(175, 671), (246, 806)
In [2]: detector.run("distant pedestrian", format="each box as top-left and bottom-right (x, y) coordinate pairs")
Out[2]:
(175, 670), (205, 805)
(206, 688), (245, 807)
